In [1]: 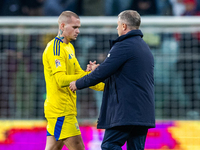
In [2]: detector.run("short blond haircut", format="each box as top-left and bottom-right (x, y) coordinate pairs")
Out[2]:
(58, 11), (79, 24)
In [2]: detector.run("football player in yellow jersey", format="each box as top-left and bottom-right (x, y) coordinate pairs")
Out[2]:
(43, 11), (104, 150)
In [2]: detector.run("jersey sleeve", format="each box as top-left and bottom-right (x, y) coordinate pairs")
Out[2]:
(89, 82), (105, 91)
(54, 71), (89, 87)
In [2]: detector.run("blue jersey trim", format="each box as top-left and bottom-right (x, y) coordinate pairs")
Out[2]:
(47, 130), (52, 136)
(54, 116), (65, 141)
(53, 39), (56, 56)
(58, 41), (60, 56)
(55, 40), (58, 55)
(55, 37), (63, 43)
(54, 37), (62, 56)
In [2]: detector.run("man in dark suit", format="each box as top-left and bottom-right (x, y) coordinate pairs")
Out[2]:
(70, 10), (155, 150)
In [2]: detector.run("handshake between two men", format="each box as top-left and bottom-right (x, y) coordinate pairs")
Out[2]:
(69, 60), (99, 92)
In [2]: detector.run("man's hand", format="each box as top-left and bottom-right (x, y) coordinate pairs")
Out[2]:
(91, 63), (99, 71)
(69, 81), (77, 92)
(85, 61), (96, 71)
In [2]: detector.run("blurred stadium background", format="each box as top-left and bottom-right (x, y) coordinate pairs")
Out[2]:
(0, 16), (200, 149)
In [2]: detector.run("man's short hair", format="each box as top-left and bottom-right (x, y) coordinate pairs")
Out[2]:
(58, 11), (79, 24)
(118, 10), (141, 30)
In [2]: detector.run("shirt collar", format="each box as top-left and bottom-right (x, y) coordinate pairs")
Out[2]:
(109, 30), (143, 48)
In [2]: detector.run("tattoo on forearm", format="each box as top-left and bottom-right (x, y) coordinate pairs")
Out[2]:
(58, 29), (64, 39)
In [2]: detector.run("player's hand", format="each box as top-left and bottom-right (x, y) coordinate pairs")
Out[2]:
(85, 64), (92, 72)
(89, 60), (99, 72)
(85, 61), (97, 71)
(69, 81), (77, 92)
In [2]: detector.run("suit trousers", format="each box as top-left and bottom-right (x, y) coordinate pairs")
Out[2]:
(101, 125), (148, 150)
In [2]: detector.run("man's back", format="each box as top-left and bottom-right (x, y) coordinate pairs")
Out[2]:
(97, 30), (155, 129)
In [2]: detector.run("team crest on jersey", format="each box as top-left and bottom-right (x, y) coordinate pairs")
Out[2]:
(69, 54), (72, 59)
(55, 59), (61, 68)
(69, 53), (74, 59)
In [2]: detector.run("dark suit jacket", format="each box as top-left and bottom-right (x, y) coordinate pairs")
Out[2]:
(76, 30), (155, 129)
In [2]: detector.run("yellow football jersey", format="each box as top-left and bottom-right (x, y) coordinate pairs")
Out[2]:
(43, 37), (104, 118)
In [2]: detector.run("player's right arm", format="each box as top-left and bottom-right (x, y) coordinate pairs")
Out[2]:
(54, 71), (88, 88)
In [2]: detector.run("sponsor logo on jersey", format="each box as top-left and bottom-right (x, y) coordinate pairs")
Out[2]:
(75, 123), (80, 130)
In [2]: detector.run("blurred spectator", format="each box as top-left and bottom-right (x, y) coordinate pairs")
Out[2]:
(82, 0), (104, 16)
(197, 0), (200, 11)
(0, 0), (23, 16)
(169, 0), (185, 16)
(0, 0), (44, 16)
(131, 0), (157, 16)
(105, 0), (133, 16)
(43, 0), (82, 16)
(21, 0), (44, 16)
(181, 0), (200, 15)
(156, 0), (172, 15)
